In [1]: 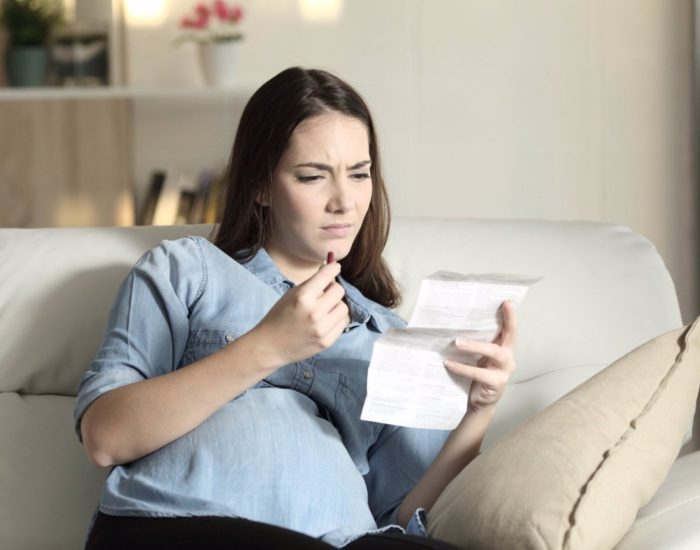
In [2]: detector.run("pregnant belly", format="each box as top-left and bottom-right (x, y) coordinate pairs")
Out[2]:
(100, 388), (376, 537)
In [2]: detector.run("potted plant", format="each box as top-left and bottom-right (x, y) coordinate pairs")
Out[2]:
(174, 0), (245, 88)
(0, 0), (63, 87)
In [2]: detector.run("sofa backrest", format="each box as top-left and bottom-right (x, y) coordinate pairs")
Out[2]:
(0, 218), (692, 549)
(382, 218), (691, 448)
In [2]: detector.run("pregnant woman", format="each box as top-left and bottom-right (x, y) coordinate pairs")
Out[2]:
(74, 66), (517, 549)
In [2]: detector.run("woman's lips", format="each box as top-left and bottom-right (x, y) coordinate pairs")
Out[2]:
(321, 224), (352, 237)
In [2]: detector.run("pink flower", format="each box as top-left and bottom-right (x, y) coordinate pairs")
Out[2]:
(228, 5), (244, 23)
(195, 3), (211, 18)
(175, 1), (245, 44)
(213, 0), (228, 20)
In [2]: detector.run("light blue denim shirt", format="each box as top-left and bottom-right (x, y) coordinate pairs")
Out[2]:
(73, 236), (450, 548)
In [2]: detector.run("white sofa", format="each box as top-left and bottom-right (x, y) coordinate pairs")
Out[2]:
(0, 218), (698, 549)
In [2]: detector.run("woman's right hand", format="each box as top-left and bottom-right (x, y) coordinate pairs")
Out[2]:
(248, 261), (350, 368)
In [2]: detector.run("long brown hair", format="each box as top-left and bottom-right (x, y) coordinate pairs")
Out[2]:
(211, 67), (401, 309)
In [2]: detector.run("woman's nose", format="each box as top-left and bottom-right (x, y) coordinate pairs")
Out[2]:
(327, 178), (353, 213)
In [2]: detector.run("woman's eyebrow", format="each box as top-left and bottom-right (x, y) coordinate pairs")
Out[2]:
(292, 160), (371, 171)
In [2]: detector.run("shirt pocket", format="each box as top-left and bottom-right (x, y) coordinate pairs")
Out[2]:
(253, 362), (299, 390)
(335, 370), (367, 415)
(179, 327), (242, 368)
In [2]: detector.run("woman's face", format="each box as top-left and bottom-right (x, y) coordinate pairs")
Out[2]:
(262, 112), (373, 284)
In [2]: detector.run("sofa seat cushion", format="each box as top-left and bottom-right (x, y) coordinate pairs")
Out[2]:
(0, 392), (106, 550)
(616, 450), (700, 550)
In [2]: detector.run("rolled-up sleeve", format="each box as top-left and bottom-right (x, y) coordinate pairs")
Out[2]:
(364, 423), (450, 529)
(405, 507), (429, 536)
(73, 237), (205, 443)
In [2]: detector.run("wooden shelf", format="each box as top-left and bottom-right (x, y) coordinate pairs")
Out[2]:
(0, 86), (253, 101)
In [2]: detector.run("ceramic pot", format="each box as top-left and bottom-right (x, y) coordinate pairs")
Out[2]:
(198, 40), (240, 88)
(6, 46), (49, 87)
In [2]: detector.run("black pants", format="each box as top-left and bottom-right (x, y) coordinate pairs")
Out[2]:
(85, 511), (461, 550)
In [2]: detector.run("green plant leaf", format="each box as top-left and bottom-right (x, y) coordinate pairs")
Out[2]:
(0, 0), (64, 46)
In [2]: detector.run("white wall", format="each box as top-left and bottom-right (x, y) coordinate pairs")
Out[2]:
(124, 0), (698, 322)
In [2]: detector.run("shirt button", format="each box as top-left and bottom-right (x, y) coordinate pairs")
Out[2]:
(302, 370), (313, 379)
(225, 334), (234, 343)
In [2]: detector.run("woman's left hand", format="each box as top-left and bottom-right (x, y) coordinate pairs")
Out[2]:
(444, 300), (518, 414)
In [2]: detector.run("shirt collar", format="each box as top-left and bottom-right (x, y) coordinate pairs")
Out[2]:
(242, 246), (288, 289)
(242, 247), (387, 332)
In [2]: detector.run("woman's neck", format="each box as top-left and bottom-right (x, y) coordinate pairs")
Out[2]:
(264, 246), (321, 286)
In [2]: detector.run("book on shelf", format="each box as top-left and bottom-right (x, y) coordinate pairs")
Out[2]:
(189, 171), (217, 224)
(175, 190), (197, 225)
(138, 170), (165, 225)
(151, 171), (191, 226)
(141, 168), (224, 226)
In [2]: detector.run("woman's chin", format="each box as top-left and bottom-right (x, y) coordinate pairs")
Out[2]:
(315, 241), (353, 261)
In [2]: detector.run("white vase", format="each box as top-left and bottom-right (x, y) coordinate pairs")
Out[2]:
(198, 41), (240, 88)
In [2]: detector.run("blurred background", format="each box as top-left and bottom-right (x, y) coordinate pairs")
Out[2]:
(0, 0), (697, 324)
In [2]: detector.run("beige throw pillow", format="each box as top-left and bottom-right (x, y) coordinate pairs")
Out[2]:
(426, 318), (700, 550)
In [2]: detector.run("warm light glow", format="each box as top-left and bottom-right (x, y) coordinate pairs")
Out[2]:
(298, 0), (343, 22)
(116, 189), (136, 226)
(62, 0), (75, 22)
(124, 0), (168, 27)
(55, 195), (98, 227)
(54, 191), (134, 227)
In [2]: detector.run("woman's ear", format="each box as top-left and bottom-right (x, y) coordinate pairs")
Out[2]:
(255, 189), (270, 207)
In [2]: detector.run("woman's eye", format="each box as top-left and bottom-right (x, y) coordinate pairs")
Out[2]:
(351, 173), (370, 180)
(297, 175), (322, 183)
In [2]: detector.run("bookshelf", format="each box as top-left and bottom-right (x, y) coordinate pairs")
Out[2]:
(0, 85), (251, 228)
(0, 0), (254, 228)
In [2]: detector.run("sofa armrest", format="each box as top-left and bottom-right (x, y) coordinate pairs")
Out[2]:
(615, 451), (700, 549)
